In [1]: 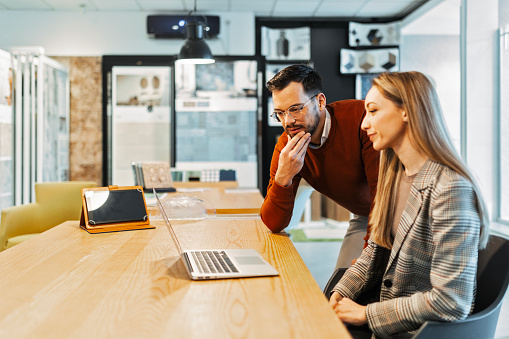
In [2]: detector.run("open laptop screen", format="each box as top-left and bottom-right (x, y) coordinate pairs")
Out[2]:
(154, 189), (184, 254)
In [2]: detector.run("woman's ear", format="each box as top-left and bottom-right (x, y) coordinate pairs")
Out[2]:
(402, 110), (408, 122)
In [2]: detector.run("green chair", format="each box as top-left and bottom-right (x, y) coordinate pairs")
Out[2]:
(0, 181), (97, 251)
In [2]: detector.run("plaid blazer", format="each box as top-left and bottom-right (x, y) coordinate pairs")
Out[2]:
(333, 160), (481, 338)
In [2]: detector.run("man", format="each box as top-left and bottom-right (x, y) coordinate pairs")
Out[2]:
(260, 65), (379, 269)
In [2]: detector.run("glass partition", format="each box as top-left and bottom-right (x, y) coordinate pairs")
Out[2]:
(9, 48), (70, 204)
(110, 66), (172, 186)
(174, 60), (258, 188)
(0, 50), (13, 210)
(40, 57), (70, 182)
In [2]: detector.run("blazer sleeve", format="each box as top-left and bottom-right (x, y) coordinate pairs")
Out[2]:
(259, 134), (301, 233)
(365, 178), (480, 337)
(331, 239), (375, 299)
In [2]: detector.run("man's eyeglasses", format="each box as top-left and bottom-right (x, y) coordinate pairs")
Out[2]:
(270, 95), (317, 123)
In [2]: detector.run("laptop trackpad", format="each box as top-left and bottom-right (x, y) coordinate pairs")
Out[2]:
(234, 256), (266, 265)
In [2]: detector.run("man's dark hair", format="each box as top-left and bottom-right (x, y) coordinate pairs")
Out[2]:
(266, 64), (322, 96)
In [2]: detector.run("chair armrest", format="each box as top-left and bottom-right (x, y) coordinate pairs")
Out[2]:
(0, 203), (40, 250)
(411, 305), (502, 339)
(323, 268), (347, 298)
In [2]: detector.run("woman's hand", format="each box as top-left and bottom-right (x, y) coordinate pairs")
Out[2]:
(331, 296), (367, 326)
(329, 291), (343, 309)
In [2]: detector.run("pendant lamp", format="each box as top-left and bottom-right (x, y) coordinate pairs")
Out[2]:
(177, 0), (215, 64)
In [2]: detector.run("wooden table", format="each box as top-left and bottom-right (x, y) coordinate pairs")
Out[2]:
(0, 219), (351, 338)
(173, 181), (239, 189)
(178, 187), (264, 214)
(148, 188), (265, 216)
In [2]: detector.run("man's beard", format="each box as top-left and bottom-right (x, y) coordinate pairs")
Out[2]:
(284, 107), (320, 138)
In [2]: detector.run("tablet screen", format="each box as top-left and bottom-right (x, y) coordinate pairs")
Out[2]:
(85, 189), (148, 225)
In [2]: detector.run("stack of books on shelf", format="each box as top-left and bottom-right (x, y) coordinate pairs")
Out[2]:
(131, 161), (176, 193)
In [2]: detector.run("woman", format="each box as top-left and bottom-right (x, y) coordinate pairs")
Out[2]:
(329, 71), (489, 338)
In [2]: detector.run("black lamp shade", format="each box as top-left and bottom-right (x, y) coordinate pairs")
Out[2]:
(178, 22), (214, 64)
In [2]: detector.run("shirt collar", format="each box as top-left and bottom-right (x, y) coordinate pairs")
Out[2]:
(308, 108), (331, 149)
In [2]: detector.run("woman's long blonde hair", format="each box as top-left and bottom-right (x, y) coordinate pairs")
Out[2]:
(369, 71), (489, 249)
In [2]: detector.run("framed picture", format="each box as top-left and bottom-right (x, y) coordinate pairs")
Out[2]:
(340, 48), (399, 74)
(349, 21), (401, 47)
(261, 26), (311, 61)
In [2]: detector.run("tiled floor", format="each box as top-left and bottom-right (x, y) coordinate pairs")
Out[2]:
(292, 229), (509, 338)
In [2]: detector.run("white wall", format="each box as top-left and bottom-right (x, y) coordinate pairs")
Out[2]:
(401, 0), (499, 219)
(465, 0), (498, 215)
(0, 11), (254, 56)
(400, 0), (461, 152)
(400, 35), (461, 150)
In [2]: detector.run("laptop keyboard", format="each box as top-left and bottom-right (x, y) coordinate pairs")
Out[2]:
(191, 251), (239, 274)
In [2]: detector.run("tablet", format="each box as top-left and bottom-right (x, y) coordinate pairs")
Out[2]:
(84, 189), (148, 225)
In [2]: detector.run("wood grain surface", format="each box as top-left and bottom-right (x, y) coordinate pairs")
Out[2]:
(0, 219), (351, 338)
(158, 188), (265, 215)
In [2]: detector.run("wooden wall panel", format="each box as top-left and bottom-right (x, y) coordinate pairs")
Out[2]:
(51, 57), (102, 185)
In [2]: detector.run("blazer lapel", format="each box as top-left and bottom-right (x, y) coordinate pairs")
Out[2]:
(384, 159), (437, 274)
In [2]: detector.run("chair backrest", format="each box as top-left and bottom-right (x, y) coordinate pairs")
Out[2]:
(199, 169), (237, 182)
(412, 234), (509, 339)
(219, 169), (236, 181)
(35, 181), (98, 227)
(132, 161), (173, 189)
(322, 235), (509, 339)
(323, 268), (347, 298)
(0, 181), (97, 248)
(473, 234), (509, 313)
(287, 185), (314, 231)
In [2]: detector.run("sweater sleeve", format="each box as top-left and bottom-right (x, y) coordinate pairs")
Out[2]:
(260, 134), (301, 233)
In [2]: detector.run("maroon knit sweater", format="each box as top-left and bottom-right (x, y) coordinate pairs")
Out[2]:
(260, 99), (380, 244)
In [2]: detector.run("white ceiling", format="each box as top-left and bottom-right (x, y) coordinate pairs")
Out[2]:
(0, 0), (429, 19)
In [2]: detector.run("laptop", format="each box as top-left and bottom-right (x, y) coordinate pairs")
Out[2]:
(154, 190), (279, 280)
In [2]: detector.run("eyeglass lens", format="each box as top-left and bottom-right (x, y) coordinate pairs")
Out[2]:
(271, 95), (316, 122)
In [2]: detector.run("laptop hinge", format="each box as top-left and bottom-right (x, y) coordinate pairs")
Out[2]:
(182, 252), (194, 273)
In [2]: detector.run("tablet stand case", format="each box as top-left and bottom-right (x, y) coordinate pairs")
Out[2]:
(80, 185), (155, 233)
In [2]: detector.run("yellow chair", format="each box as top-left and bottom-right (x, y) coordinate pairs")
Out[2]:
(0, 181), (97, 251)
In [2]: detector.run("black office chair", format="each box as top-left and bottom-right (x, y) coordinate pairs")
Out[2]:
(413, 234), (509, 338)
(323, 267), (347, 298)
(323, 235), (509, 339)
